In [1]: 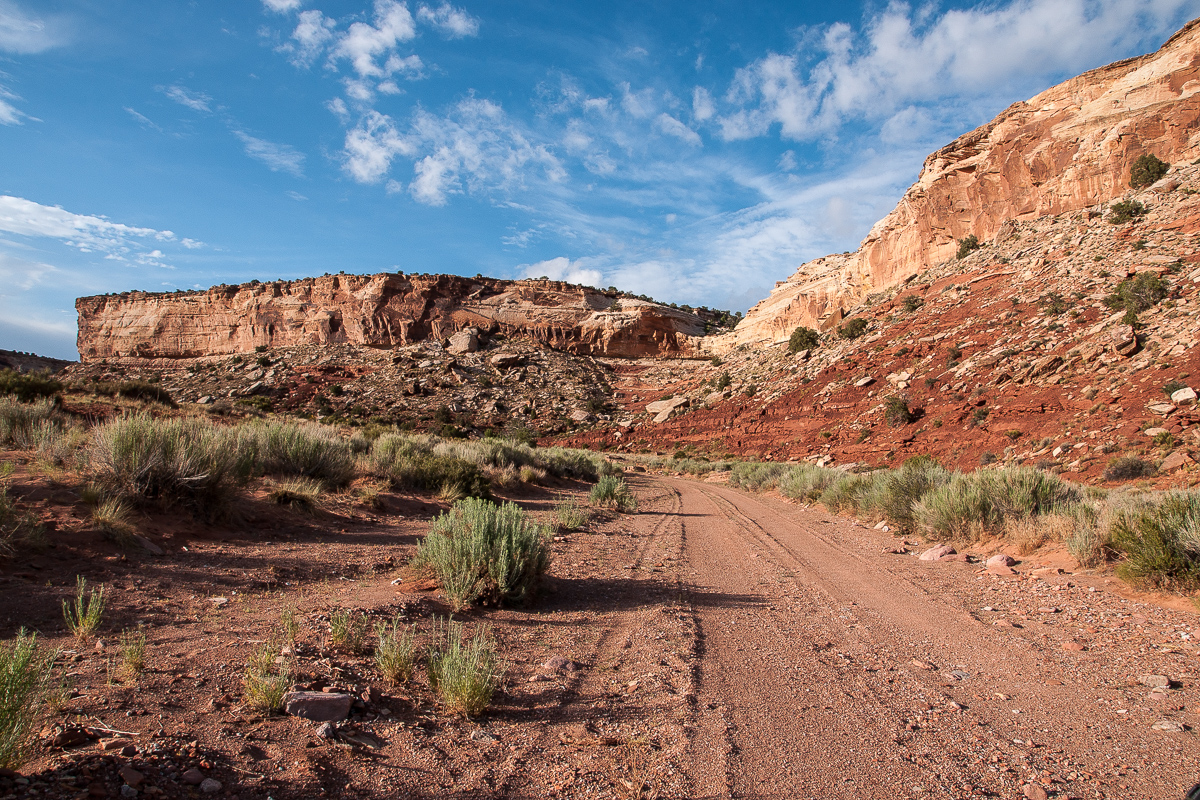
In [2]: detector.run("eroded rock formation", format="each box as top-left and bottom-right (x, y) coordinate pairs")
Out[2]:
(731, 18), (1200, 348)
(76, 273), (708, 361)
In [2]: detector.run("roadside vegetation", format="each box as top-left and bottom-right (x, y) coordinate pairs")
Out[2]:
(653, 455), (1200, 592)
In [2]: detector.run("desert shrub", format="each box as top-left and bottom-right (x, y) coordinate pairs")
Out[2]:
(329, 609), (370, 654)
(1109, 492), (1200, 589)
(1104, 271), (1168, 312)
(1164, 379), (1188, 398)
(837, 318), (868, 340)
(375, 617), (418, 685)
(589, 475), (638, 512)
(0, 476), (43, 556)
(115, 381), (176, 407)
(0, 370), (61, 402)
(716, 371), (731, 390)
(788, 326), (819, 353)
(414, 498), (551, 610)
(1130, 153), (1169, 188)
(819, 473), (878, 514)
(427, 618), (501, 717)
(883, 396), (914, 428)
(728, 462), (790, 492)
(118, 628), (147, 679)
(778, 465), (840, 503)
(956, 234), (980, 259)
(873, 458), (951, 534)
(536, 447), (615, 481)
(914, 468), (1078, 542)
(91, 498), (135, 543)
(1107, 199), (1148, 224)
(0, 630), (59, 769)
(267, 477), (322, 513)
(1003, 513), (1074, 555)
(0, 398), (60, 448)
(1103, 455), (1157, 482)
(239, 421), (354, 488)
(902, 295), (924, 313)
(553, 498), (588, 531)
(435, 438), (537, 471)
(396, 454), (492, 499)
(86, 415), (247, 515)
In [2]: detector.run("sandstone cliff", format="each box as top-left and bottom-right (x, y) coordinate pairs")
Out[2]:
(730, 18), (1200, 348)
(76, 273), (709, 361)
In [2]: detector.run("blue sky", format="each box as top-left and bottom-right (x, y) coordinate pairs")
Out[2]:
(1, 0), (1197, 359)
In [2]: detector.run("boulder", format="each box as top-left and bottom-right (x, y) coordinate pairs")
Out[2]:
(283, 691), (354, 722)
(1151, 177), (1181, 193)
(919, 544), (956, 561)
(854, 376), (875, 388)
(489, 353), (524, 369)
(645, 396), (689, 416)
(986, 554), (1016, 567)
(1159, 450), (1194, 472)
(1110, 326), (1140, 357)
(1144, 427), (1170, 438)
(1170, 386), (1197, 405)
(447, 327), (480, 354)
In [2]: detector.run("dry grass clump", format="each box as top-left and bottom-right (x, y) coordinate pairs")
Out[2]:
(267, 477), (323, 513)
(243, 639), (291, 713)
(329, 609), (370, 654)
(118, 628), (147, 679)
(91, 498), (137, 545)
(553, 498), (588, 531)
(414, 498), (551, 610)
(62, 576), (105, 642)
(427, 618), (501, 717)
(1003, 513), (1076, 555)
(375, 617), (418, 685)
(0, 466), (43, 555)
(589, 475), (637, 512)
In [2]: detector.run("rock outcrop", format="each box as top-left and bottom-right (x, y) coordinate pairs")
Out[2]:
(76, 273), (709, 361)
(730, 18), (1200, 348)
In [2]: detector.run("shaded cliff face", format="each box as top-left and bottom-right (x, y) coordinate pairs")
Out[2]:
(76, 273), (709, 361)
(730, 18), (1200, 348)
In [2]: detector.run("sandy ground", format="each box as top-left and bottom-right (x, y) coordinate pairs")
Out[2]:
(6, 473), (1200, 799)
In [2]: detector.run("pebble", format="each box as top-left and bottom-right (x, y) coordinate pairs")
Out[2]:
(1140, 674), (1170, 689)
(199, 778), (223, 794)
(120, 786), (139, 798)
(1151, 720), (1186, 732)
(181, 769), (205, 786)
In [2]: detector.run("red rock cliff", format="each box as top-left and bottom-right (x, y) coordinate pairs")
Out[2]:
(730, 18), (1200, 348)
(75, 273), (708, 361)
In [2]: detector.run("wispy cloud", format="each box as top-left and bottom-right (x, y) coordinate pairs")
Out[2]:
(234, 131), (307, 176)
(160, 84), (213, 113)
(0, 195), (190, 269)
(124, 106), (162, 132)
(0, 84), (27, 125)
(0, 1), (68, 55)
(416, 3), (480, 38)
(261, 0), (303, 13)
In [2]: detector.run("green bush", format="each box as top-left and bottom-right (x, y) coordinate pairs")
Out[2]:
(589, 475), (637, 512)
(902, 295), (924, 313)
(914, 468), (1078, 542)
(778, 465), (840, 503)
(375, 617), (418, 685)
(788, 327), (819, 353)
(1104, 271), (1168, 312)
(238, 421), (354, 488)
(427, 618), (501, 717)
(838, 318), (868, 340)
(716, 371), (731, 390)
(873, 458), (951, 534)
(115, 381), (176, 407)
(0, 370), (61, 402)
(0, 483), (43, 555)
(1130, 153), (1169, 189)
(0, 630), (58, 769)
(956, 234), (980, 259)
(1103, 455), (1157, 482)
(1108, 199), (1148, 224)
(819, 473), (879, 514)
(884, 396), (914, 428)
(1109, 492), (1200, 589)
(414, 498), (551, 610)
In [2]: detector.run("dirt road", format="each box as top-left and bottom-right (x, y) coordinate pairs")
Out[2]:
(659, 477), (1199, 800)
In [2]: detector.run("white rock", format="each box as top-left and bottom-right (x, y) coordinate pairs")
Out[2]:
(1170, 387), (1197, 405)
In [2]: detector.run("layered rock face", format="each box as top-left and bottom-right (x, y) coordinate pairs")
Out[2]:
(76, 273), (708, 361)
(731, 19), (1200, 348)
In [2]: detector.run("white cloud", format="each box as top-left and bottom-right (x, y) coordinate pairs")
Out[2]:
(283, 9), (335, 67)
(124, 107), (162, 132)
(234, 131), (306, 176)
(692, 86), (714, 121)
(716, 0), (1198, 142)
(332, 0), (417, 79)
(161, 85), (212, 113)
(620, 82), (655, 118)
(0, 250), (59, 291)
(518, 256), (602, 288)
(262, 0), (303, 12)
(181, 238), (204, 249)
(343, 110), (413, 183)
(0, 195), (187, 266)
(778, 150), (797, 171)
(416, 3), (480, 38)
(326, 97), (349, 119)
(287, 191), (308, 201)
(0, 85), (26, 125)
(655, 113), (701, 146)
(0, 1), (67, 54)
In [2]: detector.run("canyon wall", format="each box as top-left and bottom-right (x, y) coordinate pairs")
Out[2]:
(76, 273), (708, 361)
(730, 18), (1200, 348)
